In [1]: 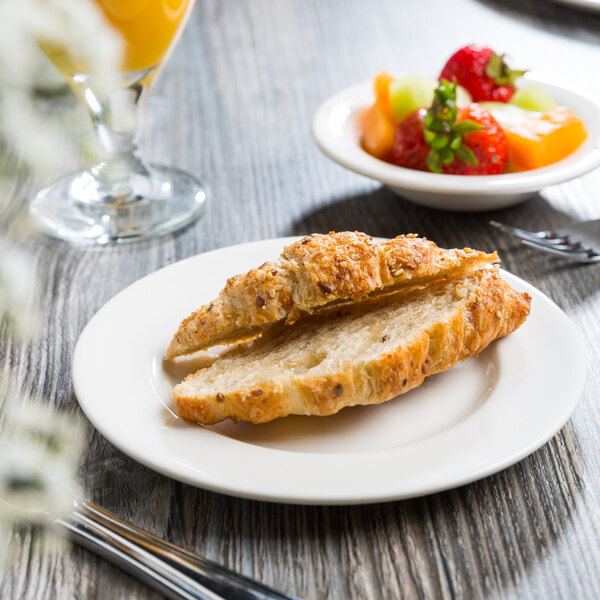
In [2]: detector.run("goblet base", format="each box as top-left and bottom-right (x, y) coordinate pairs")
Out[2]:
(30, 165), (208, 245)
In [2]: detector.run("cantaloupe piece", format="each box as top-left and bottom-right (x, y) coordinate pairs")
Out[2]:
(360, 102), (397, 159)
(374, 71), (395, 120)
(505, 106), (587, 171)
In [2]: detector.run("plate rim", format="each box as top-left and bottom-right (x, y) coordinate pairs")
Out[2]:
(72, 236), (587, 505)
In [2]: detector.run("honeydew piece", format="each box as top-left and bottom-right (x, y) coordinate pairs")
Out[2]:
(387, 75), (474, 125)
(389, 75), (436, 123)
(479, 102), (542, 127)
(510, 84), (558, 112)
(505, 106), (587, 171)
(455, 85), (473, 107)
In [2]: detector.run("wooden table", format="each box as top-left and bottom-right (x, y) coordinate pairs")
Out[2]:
(2, 0), (600, 597)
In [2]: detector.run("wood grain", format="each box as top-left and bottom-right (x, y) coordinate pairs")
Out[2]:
(2, 0), (600, 598)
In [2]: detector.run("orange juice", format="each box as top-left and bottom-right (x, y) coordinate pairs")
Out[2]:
(39, 0), (196, 76)
(97, 0), (196, 72)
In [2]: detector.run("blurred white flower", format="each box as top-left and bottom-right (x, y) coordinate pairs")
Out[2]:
(0, 0), (122, 89)
(0, 0), (122, 577)
(0, 395), (84, 570)
(30, 0), (124, 91)
(0, 402), (83, 521)
(0, 0), (124, 191)
(0, 441), (75, 524)
(0, 249), (38, 339)
(31, 0), (122, 74)
(0, 2), (47, 90)
(0, 92), (63, 184)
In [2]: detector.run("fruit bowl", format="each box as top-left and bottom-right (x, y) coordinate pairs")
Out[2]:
(311, 74), (600, 212)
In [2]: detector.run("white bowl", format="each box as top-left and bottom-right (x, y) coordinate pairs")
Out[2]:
(312, 74), (600, 212)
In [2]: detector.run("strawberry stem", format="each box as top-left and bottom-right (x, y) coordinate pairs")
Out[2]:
(485, 52), (526, 88)
(424, 80), (483, 173)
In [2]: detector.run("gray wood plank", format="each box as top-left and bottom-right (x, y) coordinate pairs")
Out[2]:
(3, 0), (600, 598)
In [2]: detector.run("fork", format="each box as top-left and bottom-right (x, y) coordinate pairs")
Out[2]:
(489, 219), (600, 263)
(56, 498), (299, 600)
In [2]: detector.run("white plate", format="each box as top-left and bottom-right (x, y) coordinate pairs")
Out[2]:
(312, 74), (600, 211)
(72, 237), (586, 505)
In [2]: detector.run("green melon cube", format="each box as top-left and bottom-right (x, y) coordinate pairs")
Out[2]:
(389, 75), (436, 122)
(510, 84), (557, 112)
(389, 76), (473, 123)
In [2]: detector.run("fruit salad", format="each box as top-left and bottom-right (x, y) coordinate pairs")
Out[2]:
(359, 44), (588, 175)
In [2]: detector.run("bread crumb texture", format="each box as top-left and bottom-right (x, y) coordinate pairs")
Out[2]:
(166, 232), (498, 360)
(173, 265), (530, 425)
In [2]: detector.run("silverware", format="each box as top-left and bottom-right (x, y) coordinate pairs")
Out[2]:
(56, 499), (299, 600)
(490, 219), (600, 263)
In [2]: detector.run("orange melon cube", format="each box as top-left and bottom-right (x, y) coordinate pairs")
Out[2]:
(505, 106), (587, 171)
(373, 70), (395, 120)
(360, 102), (397, 160)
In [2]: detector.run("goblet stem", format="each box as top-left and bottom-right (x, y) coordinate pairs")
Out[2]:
(30, 67), (208, 245)
(70, 70), (154, 205)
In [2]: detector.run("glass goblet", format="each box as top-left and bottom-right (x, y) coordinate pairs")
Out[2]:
(31, 0), (207, 245)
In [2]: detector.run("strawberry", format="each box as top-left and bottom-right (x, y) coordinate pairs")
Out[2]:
(439, 44), (525, 102)
(442, 103), (508, 175)
(391, 80), (508, 175)
(389, 109), (430, 171)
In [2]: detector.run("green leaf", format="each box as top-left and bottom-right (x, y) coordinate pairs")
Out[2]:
(426, 150), (442, 173)
(430, 134), (449, 150)
(428, 120), (450, 133)
(454, 120), (485, 135)
(449, 136), (462, 150)
(485, 53), (504, 81)
(422, 79), (483, 170)
(437, 101), (456, 119)
(440, 147), (454, 164)
(506, 68), (527, 86)
(455, 145), (478, 166)
(484, 52), (526, 87)
(424, 130), (437, 144)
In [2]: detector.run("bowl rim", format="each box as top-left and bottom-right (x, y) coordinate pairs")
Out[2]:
(311, 73), (600, 197)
